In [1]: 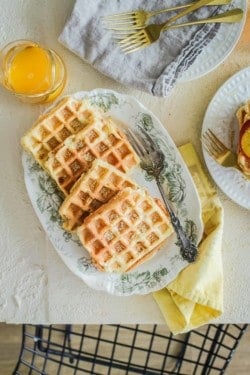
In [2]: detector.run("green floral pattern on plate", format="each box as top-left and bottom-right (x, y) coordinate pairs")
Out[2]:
(85, 93), (119, 112)
(22, 89), (203, 296)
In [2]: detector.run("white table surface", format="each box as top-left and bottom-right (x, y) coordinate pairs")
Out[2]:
(0, 0), (249, 324)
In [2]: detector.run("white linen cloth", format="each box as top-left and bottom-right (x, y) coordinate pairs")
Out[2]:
(59, 0), (230, 97)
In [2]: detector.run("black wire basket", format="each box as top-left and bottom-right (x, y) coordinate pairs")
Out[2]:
(13, 324), (248, 375)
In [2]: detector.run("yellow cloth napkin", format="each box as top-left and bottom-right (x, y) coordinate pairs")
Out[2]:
(153, 143), (224, 334)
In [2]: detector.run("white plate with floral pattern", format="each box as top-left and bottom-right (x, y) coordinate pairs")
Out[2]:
(22, 89), (203, 296)
(180, 0), (246, 82)
(202, 67), (250, 209)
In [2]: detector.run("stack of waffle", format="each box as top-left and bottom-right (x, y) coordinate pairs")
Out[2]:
(59, 159), (137, 231)
(21, 97), (104, 168)
(77, 187), (173, 273)
(21, 96), (173, 273)
(45, 117), (139, 194)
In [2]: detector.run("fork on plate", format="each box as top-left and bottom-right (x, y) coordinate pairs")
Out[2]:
(103, 0), (230, 30)
(125, 126), (198, 263)
(203, 129), (250, 180)
(202, 129), (238, 168)
(117, 8), (243, 53)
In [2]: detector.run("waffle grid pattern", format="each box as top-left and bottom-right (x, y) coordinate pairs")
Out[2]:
(45, 120), (139, 194)
(21, 97), (103, 167)
(77, 187), (173, 273)
(59, 159), (137, 231)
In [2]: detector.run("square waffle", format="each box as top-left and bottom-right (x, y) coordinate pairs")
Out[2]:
(45, 118), (139, 195)
(59, 159), (137, 231)
(21, 97), (104, 167)
(77, 187), (174, 273)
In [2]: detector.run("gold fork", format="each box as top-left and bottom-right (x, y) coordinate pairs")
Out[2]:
(119, 8), (243, 53)
(104, 0), (231, 30)
(202, 129), (238, 167)
(203, 129), (250, 179)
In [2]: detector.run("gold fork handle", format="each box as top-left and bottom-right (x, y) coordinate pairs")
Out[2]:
(148, 0), (231, 17)
(163, 8), (243, 31)
(161, 0), (220, 27)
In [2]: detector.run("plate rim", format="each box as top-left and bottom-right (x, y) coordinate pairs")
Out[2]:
(180, 0), (247, 82)
(201, 67), (250, 210)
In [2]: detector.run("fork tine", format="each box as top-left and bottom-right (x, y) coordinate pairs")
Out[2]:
(105, 18), (136, 28)
(121, 41), (149, 54)
(106, 24), (142, 31)
(133, 130), (151, 152)
(119, 34), (149, 52)
(120, 40), (145, 51)
(203, 141), (218, 158)
(139, 127), (156, 151)
(121, 40), (147, 53)
(123, 44), (148, 54)
(103, 12), (136, 19)
(203, 131), (225, 156)
(104, 16), (136, 22)
(105, 23), (138, 29)
(207, 129), (228, 152)
(125, 129), (147, 158)
(129, 128), (157, 156)
(112, 32), (136, 40)
(202, 135), (220, 158)
(118, 30), (144, 44)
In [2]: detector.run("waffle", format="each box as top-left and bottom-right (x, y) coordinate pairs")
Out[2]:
(236, 101), (250, 126)
(77, 187), (174, 273)
(21, 97), (104, 168)
(59, 159), (137, 231)
(236, 102), (250, 176)
(45, 118), (139, 195)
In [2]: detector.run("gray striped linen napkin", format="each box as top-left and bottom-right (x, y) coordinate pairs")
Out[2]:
(59, 0), (231, 97)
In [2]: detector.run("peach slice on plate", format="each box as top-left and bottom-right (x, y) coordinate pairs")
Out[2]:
(238, 120), (250, 176)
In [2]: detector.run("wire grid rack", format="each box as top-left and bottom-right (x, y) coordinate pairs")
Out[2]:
(13, 324), (248, 375)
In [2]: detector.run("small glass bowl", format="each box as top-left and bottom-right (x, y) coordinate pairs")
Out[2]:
(0, 40), (66, 104)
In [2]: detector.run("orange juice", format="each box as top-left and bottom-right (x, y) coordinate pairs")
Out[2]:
(0, 40), (66, 103)
(8, 46), (52, 94)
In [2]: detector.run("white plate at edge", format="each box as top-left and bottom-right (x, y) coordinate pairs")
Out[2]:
(22, 89), (203, 296)
(180, 0), (247, 82)
(202, 67), (250, 209)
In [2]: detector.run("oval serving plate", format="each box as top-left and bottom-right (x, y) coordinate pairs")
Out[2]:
(202, 67), (250, 210)
(22, 89), (203, 296)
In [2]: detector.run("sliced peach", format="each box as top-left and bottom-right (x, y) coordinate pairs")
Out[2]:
(240, 120), (250, 159)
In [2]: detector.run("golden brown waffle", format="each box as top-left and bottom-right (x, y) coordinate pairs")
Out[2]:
(236, 102), (250, 176)
(45, 118), (139, 195)
(59, 159), (137, 231)
(21, 97), (104, 168)
(77, 187), (174, 273)
(236, 101), (250, 126)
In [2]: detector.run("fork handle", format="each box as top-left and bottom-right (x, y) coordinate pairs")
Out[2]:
(156, 178), (198, 263)
(161, 0), (218, 27)
(148, 0), (231, 17)
(163, 8), (243, 30)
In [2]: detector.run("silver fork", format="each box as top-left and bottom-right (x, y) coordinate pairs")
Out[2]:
(126, 126), (198, 263)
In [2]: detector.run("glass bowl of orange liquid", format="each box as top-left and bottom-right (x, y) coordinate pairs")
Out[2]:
(0, 40), (66, 104)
